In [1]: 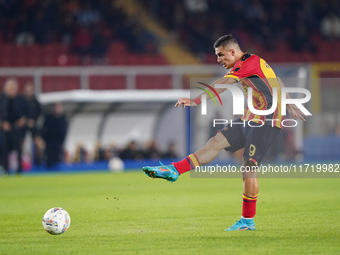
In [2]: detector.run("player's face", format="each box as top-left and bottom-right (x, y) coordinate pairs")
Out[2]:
(215, 46), (237, 69)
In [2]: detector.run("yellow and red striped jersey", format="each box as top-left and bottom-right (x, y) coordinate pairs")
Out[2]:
(224, 53), (282, 129)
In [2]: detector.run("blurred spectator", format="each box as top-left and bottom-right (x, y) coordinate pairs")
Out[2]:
(0, 77), (28, 174)
(72, 25), (93, 64)
(74, 143), (87, 163)
(23, 81), (44, 166)
(132, 24), (159, 54)
(144, 140), (162, 159)
(94, 140), (106, 161)
(104, 143), (120, 160)
(91, 28), (108, 64)
(162, 142), (178, 159)
(31, 10), (49, 44)
(1, 0), (340, 63)
(58, 14), (75, 45)
(120, 141), (144, 160)
(23, 82), (41, 138)
(289, 21), (317, 52)
(141, 0), (336, 56)
(33, 136), (45, 166)
(75, 2), (100, 26)
(321, 11), (340, 40)
(185, 0), (209, 13)
(15, 12), (34, 46)
(41, 103), (68, 168)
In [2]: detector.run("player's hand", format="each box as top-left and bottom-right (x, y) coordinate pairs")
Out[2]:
(287, 104), (307, 122)
(175, 98), (197, 108)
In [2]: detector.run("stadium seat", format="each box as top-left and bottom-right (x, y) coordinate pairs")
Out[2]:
(13, 46), (29, 66)
(274, 42), (290, 62)
(41, 44), (58, 66)
(136, 75), (172, 89)
(65, 55), (80, 66)
(0, 53), (12, 67)
(42, 76), (80, 92)
(315, 50), (331, 62)
(205, 54), (217, 64)
(54, 44), (69, 56)
(153, 55), (168, 65)
(89, 76), (126, 90)
(110, 42), (127, 52)
(289, 54), (302, 63)
(0, 44), (14, 66)
(300, 51), (315, 62)
(27, 45), (42, 66)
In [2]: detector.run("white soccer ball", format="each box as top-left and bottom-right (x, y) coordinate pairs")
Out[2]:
(42, 207), (71, 235)
(108, 157), (124, 172)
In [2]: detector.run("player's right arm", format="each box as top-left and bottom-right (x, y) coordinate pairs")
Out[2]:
(175, 77), (236, 108)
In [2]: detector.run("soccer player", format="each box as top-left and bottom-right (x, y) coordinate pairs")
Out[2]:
(142, 34), (307, 231)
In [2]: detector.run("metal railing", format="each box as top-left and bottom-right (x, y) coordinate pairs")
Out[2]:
(0, 65), (227, 93)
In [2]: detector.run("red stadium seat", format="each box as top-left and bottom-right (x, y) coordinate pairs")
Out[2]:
(136, 75), (172, 89)
(274, 42), (290, 62)
(65, 55), (80, 66)
(0, 44), (14, 66)
(110, 52), (128, 65)
(89, 76), (126, 90)
(0, 54), (13, 66)
(110, 42), (127, 53)
(54, 44), (69, 56)
(150, 55), (168, 65)
(13, 46), (28, 66)
(300, 51), (315, 62)
(205, 54), (217, 64)
(315, 50), (331, 62)
(138, 54), (151, 65)
(27, 45), (42, 66)
(41, 44), (58, 66)
(42, 76), (80, 92)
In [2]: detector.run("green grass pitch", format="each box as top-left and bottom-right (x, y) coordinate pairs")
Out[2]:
(1, 170), (340, 255)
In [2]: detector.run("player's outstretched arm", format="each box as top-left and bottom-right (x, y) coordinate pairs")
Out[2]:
(175, 98), (196, 108)
(277, 77), (307, 121)
(175, 77), (236, 108)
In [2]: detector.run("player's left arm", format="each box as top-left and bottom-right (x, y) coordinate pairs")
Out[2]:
(277, 77), (307, 121)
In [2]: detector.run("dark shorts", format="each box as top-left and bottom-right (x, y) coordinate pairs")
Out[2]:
(219, 118), (281, 165)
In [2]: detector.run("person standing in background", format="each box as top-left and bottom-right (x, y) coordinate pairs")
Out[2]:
(0, 77), (28, 174)
(41, 103), (68, 169)
(23, 82), (44, 165)
(23, 82), (41, 138)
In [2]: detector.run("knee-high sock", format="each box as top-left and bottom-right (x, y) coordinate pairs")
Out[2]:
(242, 193), (258, 218)
(172, 154), (200, 175)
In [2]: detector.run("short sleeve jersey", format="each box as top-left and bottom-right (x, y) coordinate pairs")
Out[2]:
(224, 53), (283, 129)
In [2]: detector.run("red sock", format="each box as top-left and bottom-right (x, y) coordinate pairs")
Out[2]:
(242, 193), (258, 218)
(172, 153), (200, 175)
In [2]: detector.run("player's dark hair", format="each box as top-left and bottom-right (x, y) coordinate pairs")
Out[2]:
(213, 34), (239, 48)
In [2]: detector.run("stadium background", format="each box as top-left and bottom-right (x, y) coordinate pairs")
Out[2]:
(0, 0), (339, 172)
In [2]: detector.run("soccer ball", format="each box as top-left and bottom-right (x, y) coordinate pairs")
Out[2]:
(108, 157), (124, 172)
(42, 207), (71, 235)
